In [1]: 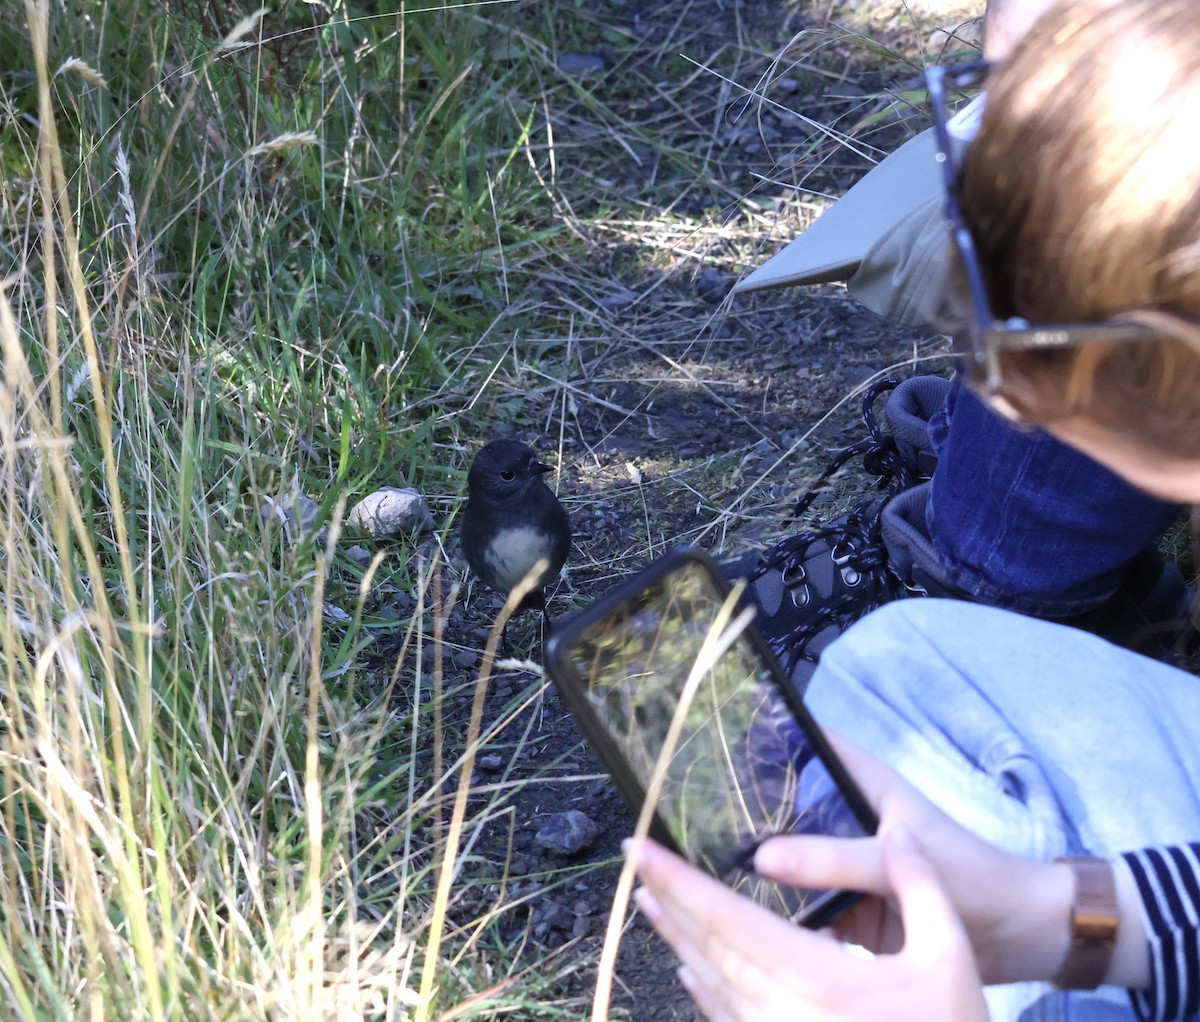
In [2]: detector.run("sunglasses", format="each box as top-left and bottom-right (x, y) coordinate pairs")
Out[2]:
(925, 61), (1154, 395)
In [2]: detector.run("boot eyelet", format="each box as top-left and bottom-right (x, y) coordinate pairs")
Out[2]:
(789, 585), (812, 609)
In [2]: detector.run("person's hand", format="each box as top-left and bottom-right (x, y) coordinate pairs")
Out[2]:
(750, 730), (1072, 986)
(630, 827), (989, 1022)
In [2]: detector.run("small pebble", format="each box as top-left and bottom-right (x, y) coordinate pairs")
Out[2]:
(534, 810), (601, 855)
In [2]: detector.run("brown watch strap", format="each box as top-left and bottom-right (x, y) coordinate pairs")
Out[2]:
(1053, 857), (1119, 990)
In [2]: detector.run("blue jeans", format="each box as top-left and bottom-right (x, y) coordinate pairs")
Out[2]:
(927, 382), (1181, 616)
(809, 598), (1200, 1021)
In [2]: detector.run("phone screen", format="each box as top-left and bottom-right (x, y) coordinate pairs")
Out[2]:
(550, 551), (874, 923)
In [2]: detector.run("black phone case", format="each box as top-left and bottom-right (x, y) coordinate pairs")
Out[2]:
(544, 546), (878, 930)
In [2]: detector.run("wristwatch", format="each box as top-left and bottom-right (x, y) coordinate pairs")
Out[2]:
(1053, 857), (1119, 990)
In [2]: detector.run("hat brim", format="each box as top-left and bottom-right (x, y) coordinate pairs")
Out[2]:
(733, 127), (943, 293)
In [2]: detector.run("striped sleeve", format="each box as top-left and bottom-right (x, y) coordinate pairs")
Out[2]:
(1122, 845), (1200, 1021)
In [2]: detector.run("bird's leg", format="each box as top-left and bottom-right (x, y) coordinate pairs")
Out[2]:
(536, 607), (555, 662)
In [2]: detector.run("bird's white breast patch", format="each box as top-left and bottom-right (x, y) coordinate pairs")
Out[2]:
(485, 526), (551, 590)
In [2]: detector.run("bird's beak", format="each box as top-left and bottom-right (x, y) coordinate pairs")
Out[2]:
(532, 460), (553, 475)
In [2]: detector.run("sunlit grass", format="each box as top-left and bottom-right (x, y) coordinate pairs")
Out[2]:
(0, 0), (600, 1017)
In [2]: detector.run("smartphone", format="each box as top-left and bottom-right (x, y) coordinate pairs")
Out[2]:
(544, 547), (877, 928)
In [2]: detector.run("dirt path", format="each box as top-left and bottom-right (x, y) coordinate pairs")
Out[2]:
(424, 1), (973, 1015)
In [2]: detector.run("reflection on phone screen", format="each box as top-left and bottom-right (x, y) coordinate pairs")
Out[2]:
(562, 559), (868, 918)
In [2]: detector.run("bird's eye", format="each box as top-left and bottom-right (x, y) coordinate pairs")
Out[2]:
(501, 470), (515, 481)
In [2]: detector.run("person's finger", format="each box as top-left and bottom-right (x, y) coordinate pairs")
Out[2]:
(748, 729), (917, 896)
(634, 836), (869, 966)
(641, 884), (822, 1022)
(884, 826), (973, 964)
(633, 881), (763, 1018)
(631, 837), (729, 898)
(631, 841), (841, 991)
(752, 832), (889, 896)
(633, 843), (788, 957)
(677, 964), (742, 1022)
(674, 965), (719, 1022)
(635, 840), (798, 946)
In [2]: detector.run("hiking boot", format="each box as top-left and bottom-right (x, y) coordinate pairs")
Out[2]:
(881, 373), (949, 479)
(725, 372), (1195, 688)
(886, 481), (1194, 658)
(724, 496), (908, 692)
(724, 376), (949, 692)
(1052, 549), (1194, 661)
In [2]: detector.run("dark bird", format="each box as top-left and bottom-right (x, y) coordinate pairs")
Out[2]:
(460, 439), (571, 646)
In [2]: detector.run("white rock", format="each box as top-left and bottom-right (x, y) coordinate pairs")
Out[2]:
(348, 487), (434, 539)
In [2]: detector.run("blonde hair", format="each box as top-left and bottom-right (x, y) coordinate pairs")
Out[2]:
(961, 0), (1200, 456)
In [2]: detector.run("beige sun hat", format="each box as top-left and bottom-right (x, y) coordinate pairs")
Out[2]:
(732, 127), (943, 293)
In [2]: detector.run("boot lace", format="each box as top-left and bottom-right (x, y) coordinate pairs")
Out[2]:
(748, 379), (927, 676)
